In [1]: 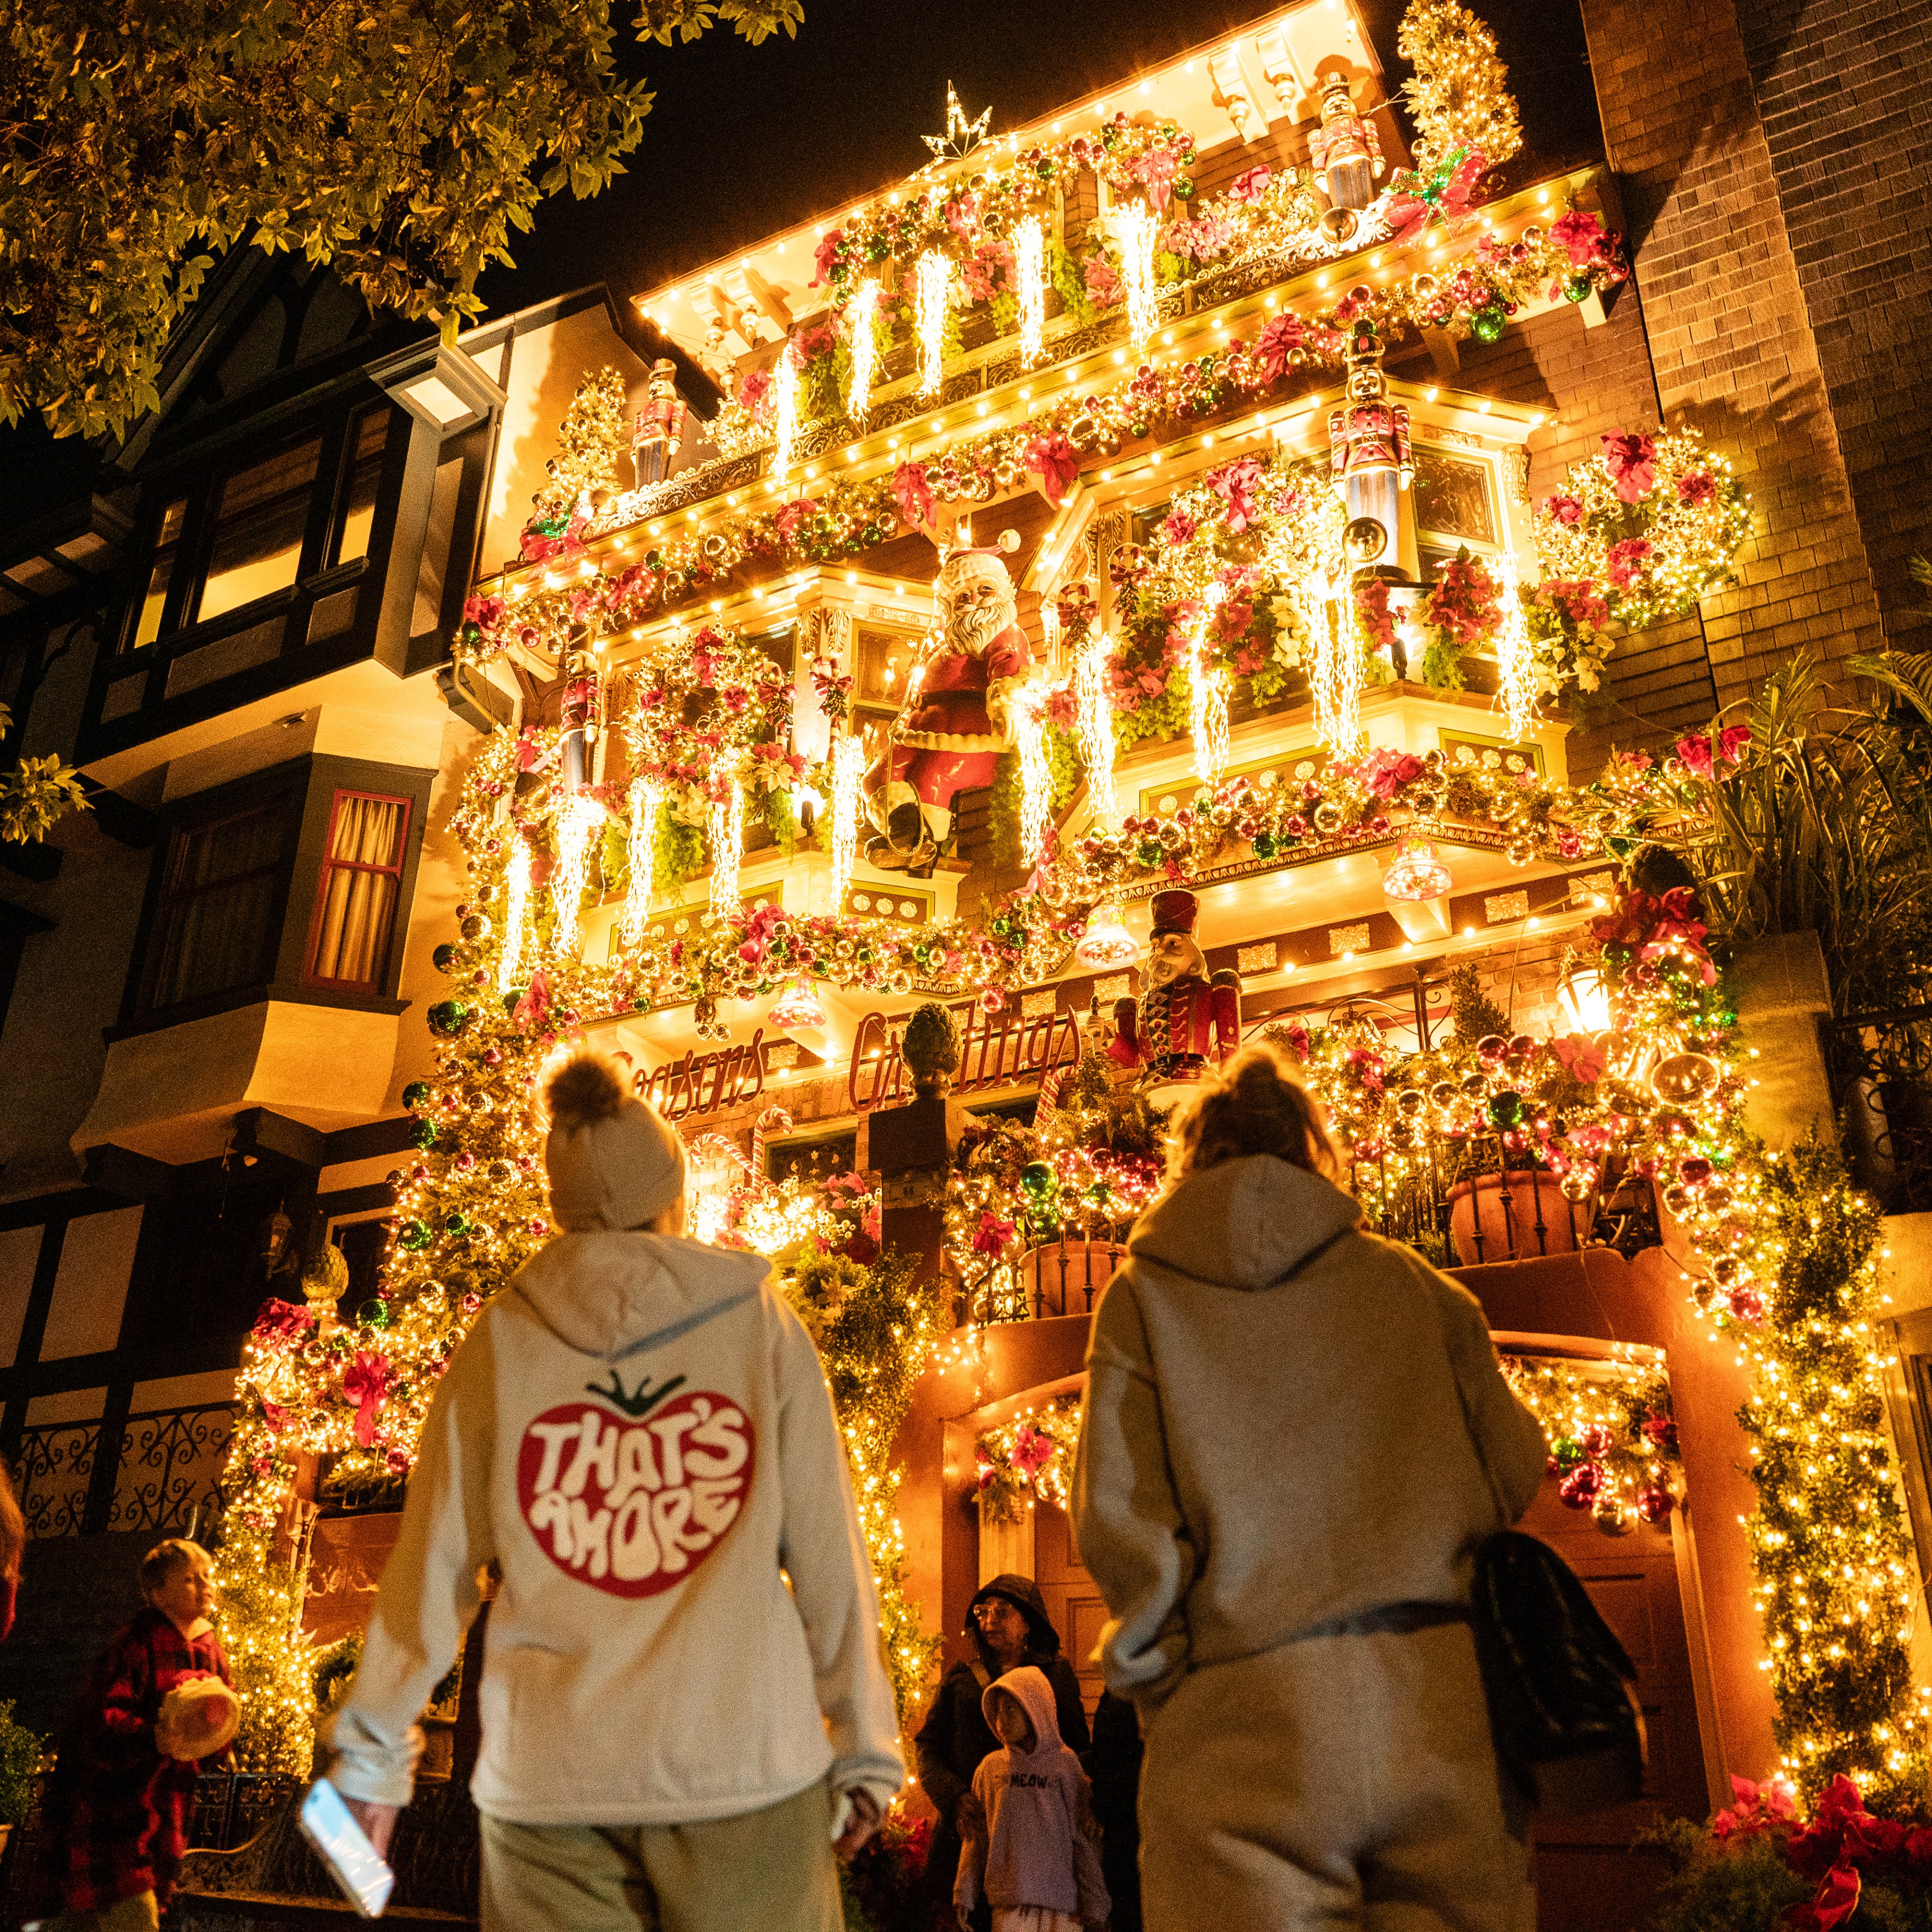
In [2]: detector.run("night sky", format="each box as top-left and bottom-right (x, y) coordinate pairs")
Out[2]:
(477, 0), (1599, 330)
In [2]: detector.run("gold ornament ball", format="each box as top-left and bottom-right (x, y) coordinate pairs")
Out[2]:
(1519, 223), (1545, 249)
(1430, 1081), (1460, 1111)
(1410, 271), (1439, 301)
(1396, 1088), (1425, 1118)
(1321, 206), (1358, 246)
(1651, 1052), (1720, 1103)
(1312, 802), (1344, 835)
(1505, 839), (1533, 867)
(1344, 515), (1389, 566)
(1559, 1170), (1593, 1203)
(1592, 1496), (1635, 1537)
(458, 913), (492, 942)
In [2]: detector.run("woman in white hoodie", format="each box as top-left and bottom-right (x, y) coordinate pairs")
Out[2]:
(1072, 1043), (1548, 1932)
(328, 1053), (902, 1932)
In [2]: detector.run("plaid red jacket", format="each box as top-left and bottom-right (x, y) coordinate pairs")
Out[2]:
(29, 1605), (233, 1914)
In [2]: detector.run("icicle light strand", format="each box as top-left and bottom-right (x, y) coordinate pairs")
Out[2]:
(915, 251), (952, 399)
(1074, 628), (1118, 828)
(1118, 202), (1159, 350)
(828, 731), (866, 913)
(498, 837), (531, 992)
(846, 282), (880, 422)
(549, 793), (604, 960)
(1015, 217), (1047, 365)
(620, 778), (661, 947)
(1016, 680), (1053, 864)
(773, 348), (799, 480)
(1495, 554), (1539, 744)
(1188, 627), (1230, 787)
(707, 781), (745, 923)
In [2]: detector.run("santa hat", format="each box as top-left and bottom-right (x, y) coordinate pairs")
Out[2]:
(1149, 889), (1202, 939)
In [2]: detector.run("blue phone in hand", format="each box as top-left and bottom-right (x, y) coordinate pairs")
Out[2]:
(298, 1776), (396, 1919)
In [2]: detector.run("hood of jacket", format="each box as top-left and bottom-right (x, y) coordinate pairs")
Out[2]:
(1128, 1155), (1363, 1290)
(982, 1664), (1061, 1756)
(510, 1229), (771, 1359)
(966, 1573), (1061, 1656)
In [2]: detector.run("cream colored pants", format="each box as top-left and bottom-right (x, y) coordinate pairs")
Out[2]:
(478, 1778), (843, 1932)
(1138, 1622), (1535, 1931)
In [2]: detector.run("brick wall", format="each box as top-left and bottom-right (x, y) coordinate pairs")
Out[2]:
(1734, 0), (1932, 642)
(1580, 0), (1888, 701)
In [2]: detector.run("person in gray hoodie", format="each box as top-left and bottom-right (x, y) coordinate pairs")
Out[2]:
(326, 1052), (903, 1932)
(1072, 1042), (1548, 1932)
(954, 1664), (1109, 1932)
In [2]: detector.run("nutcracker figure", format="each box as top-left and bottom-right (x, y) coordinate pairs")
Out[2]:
(1107, 890), (1241, 1085)
(864, 540), (1031, 873)
(1307, 70), (1385, 213)
(632, 359), (686, 491)
(1328, 322), (1413, 569)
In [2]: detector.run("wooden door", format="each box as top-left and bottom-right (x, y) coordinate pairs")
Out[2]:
(1033, 1501), (1109, 1720)
(1519, 1480), (1711, 1931)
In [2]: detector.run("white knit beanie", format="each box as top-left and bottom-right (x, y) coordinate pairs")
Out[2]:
(543, 1053), (688, 1232)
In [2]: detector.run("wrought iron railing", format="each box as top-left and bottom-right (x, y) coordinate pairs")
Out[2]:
(13, 1401), (232, 1539)
(188, 1771), (302, 1851)
(1825, 1003), (1932, 1214)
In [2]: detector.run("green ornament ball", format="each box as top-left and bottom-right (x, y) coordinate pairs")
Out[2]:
(502, 986), (528, 1016)
(1487, 1089), (1524, 1128)
(1565, 274), (1593, 303)
(427, 998), (470, 1037)
(1252, 830), (1278, 860)
(403, 1080), (430, 1111)
(1471, 304), (1507, 344)
(359, 1298), (392, 1329)
(1553, 1434), (1582, 1467)
(1020, 1160), (1055, 1196)
(412, 1117), (438, 1151)
(397, 1219), (433, 1253)
(444, 1212), (473, 1238)
(431, 942), (458, 973)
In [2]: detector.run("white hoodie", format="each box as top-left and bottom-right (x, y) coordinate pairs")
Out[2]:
(327, 1231), (904, 1824)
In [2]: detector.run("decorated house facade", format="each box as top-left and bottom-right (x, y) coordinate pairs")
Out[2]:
(1, 0), (1929, 1925)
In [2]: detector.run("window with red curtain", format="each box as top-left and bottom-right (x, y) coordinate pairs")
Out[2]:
(306, 790), (411, 990)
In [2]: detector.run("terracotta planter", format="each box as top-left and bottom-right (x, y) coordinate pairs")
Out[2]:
(1447, 1170), (1582, 1266)
(1018, 1239), (1127, 1318)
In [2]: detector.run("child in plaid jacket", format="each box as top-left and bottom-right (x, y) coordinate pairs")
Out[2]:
(26, 1539), (237, 1932)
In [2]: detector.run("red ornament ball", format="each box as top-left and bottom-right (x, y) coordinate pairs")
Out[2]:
(1636, 1484), (1674, 1525)
(528, 1218), (548, 1235)
(1558, 1463), (1604, 1509)
(1580, 1424), (1615, 1459)
(1678, 1155), (1714, 1188)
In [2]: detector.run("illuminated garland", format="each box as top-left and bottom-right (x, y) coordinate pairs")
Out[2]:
(1500, 1354), (1680, 1534)
(452, 214), (1628, 671)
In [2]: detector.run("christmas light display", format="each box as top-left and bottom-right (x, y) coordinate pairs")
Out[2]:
(827, 730), (865, 912)
(845, 282), (881, 423)
(975, 1394), (1083, 1522)
(1494, 554), (1539, 743)
(497, 838), (531, 994)
(549, 791), (604, 959)
(1072, 626), (1118, 828)
(1397, 0), (1523, 169)
(1014, 216), (1047, 366)
(1015, 680), (1055, 867)
(619, 778), (661, 947)
(1115, 200), (1160, 351)
(915, 250), (952, 399)
(705, 780), (744, 924)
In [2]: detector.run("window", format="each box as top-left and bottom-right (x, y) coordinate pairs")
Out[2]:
(305, 790), (410, 989)
(132, 498), (187, 649)
(333, 411), (390, 566)
(196, 438), (322, 624)
(147, 796), (298, 1011)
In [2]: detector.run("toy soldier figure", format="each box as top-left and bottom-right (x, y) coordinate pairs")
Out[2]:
(632, 359), (685, 491)
(1107, 890), (1241, 1085)
(864, 540), (1031, 874)
(1328, 321), (1413, 567)
(1308, 70), (1385, 212)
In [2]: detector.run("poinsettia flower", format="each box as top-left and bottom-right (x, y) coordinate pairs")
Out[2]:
(1676, 469), (1716, 507)
(1600, 431), (1658, 503)
(1606, 537), (1652, 590)
(252, 1298), (315, 1345)
(1254, 314), (1305, 384)
(1718, 723), (1752, 763)
(893, 461), (936, 532)
(1544, 494), (1584, 526)
(1551, 207), (1610, 267)
(1229, 164), (1273, 203)
(1551, 1033), (1606, 1084)
(1084, 256), (1123, 308)
(972, 1210), (1015, 1257)
(1675, 732), (1716, 779)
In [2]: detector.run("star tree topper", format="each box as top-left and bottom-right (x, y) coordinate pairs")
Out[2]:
(923, 83), (993, 163)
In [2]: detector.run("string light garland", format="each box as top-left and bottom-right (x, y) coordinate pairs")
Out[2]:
(772, 347), (799, 482)
(1115, 200), (1160, 350)
(498, 837), (531, 994)
(1073, 627), (1118, 828)
(845, 282), (881, 423)
(1494, 555), (1539, 743)
(549, 792), (605, 959)
(706, 780), (744, 924)
(1014, 216), (1047, 366)
(828, 730), (866, 912)
(1015, 679), (1055, 865)
(620, 779), (661, 947)
(915, 250), (952, 399)
(975, 1395), (1084, 1522)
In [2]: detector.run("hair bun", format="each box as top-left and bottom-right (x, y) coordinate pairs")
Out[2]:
(546, 1053), (630, 1131)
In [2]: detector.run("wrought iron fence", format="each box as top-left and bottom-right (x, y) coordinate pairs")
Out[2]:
(1825, 1004), (1932, 1214)
(188, 1771), (302, 1852)
(13, 1401), (231, 1539)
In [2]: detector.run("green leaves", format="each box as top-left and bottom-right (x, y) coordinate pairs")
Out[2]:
(2, 0), (795, 440)
(0, 699), (90, 843)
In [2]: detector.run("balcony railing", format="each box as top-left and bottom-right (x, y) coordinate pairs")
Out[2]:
(1826, 1004), (1932, 1214)
(13, 1401), (233, 1540)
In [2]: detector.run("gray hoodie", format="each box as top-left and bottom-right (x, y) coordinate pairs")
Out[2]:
(956, 1664), (1109, 1922)
(1072, 1155), (1547, 1709)
(328, 1230), (903, 1824)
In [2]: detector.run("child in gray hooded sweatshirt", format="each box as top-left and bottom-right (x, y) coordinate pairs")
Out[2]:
(955, 1664), (1109, 1932)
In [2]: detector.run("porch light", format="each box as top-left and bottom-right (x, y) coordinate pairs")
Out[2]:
(1381, 830), (1453, 902)
(1075, 906), (1137, 969)
(769, 978), (827, 1033)
(1559, 964), (1612, 1032)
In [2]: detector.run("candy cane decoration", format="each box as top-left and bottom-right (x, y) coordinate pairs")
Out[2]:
(751, 1105), (794, 1192)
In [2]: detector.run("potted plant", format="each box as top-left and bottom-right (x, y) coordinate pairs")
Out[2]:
(0, 1699), (48, 1857)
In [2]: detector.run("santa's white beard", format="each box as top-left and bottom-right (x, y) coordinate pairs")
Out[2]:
(944, 596), (1016, 656)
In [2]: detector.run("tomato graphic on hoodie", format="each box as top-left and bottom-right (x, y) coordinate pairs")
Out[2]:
(516, 1379), (755, 1598)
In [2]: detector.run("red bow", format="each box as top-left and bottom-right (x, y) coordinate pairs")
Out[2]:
(342, 1353), (392, 1448)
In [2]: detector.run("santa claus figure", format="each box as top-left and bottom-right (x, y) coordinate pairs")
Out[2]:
(864, 540), (1031, 872)
(1107, 890), (1241, 1084)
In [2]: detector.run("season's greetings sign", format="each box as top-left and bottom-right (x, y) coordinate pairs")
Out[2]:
(518, 1391), (755, 1596)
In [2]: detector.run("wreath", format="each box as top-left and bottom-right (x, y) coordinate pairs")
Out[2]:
(975, 1394), (1084, 1524)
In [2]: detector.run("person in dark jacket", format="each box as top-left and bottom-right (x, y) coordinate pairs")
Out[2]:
(915, 1575), (1090, 1932)
(1084, 1690), (1143, 1932)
